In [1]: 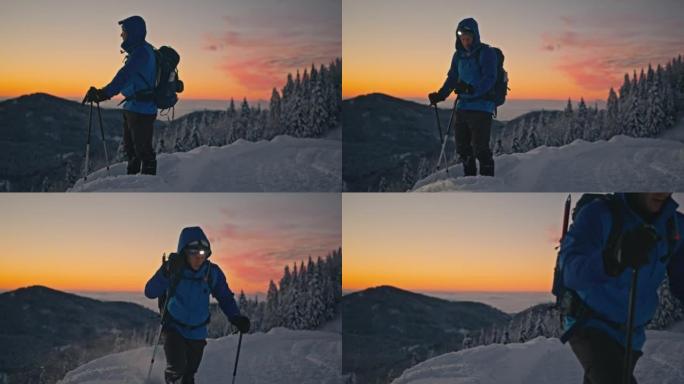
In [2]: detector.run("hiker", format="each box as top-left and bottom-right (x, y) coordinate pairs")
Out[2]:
(145, 226), (251, 384)
(558, 193), (684, 384)
(82, 15), (158, 175)
(428, 17), (497, 176)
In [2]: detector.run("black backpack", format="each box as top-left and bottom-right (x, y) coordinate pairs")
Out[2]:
(551, 194), (679, 342)
(134, 46), (184, 110)
(551, 194), (622, 307)
(482, 45), (508, 108)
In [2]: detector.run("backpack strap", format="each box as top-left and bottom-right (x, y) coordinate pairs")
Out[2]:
(662, 216), (680, 263)
(159, 269), (184, 323)
(476, 44), (499, 115)
(164, 261), (214, 330)
(600, 195), (624, 275)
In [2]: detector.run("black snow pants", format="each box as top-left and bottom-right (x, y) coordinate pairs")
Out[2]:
(451, 109), (494, 176)
(568, 326), (643, 384)
(163, 329), (207, 384)
(122, 110), (157, 175)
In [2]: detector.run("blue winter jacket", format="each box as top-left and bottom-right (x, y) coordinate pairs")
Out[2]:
(559, 194), (684, 351)
(144, 226), (242, 340)
(103, 16), (157, 115)
(437, 18), (497, 114)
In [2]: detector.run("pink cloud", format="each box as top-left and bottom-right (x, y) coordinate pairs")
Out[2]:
(541, 13), (684, 93)
(202, 12), (340, 93)
(203, 210), (340, 294)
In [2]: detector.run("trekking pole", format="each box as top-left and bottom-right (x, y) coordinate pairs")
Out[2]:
(556, 194), (571, 327)
(83, 101), (94, 180)
(96, 102), (111, 174)
(561, 194), (571, 241)
(146, 254), (170, 384)
(433, 103), (444, 145)
(435, 101), (457, 174)
(623, 267), (639, 384)
(231, 332), (243, 384)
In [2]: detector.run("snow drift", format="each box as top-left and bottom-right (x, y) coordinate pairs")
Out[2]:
(413, 135), (684, 192)
(58, 328), (343, 384)
(391, 327), (684, 384)
(69, 135), (341, 192)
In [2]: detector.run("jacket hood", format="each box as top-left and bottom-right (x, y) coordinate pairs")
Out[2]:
(455, 17), (481, 52)
(177, 226), (211, 256)
(119, 15), (147, 53)
(616, 193), (679, 226)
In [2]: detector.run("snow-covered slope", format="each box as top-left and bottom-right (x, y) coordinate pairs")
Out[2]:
(58, 328), (343, 384)
(413, 135), (684, 192)
(69, 135), (341, 192)
(391, 327), (684, 384)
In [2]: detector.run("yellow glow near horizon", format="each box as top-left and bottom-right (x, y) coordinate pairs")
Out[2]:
(0, 194), (341, 295)
(342, 194), (570, 293)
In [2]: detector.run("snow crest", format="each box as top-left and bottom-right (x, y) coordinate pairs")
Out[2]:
(58, 328), (343, 384)
(413, 135), (684, 192)
(69, 136), (341, 192)
(391, 328), (684, 384)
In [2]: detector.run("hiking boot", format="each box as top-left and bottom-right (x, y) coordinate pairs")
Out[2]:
(127, 159), (141, 175)
(141, 160), (157, 175)
(462, 156), (477, 176)
(480, 164), (494, 177)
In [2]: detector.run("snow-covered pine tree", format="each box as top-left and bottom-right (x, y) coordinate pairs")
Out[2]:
(269, 88), (282, 138)
(576, 98), (588, 140)
(563, 98), (576, 144)
(228, 98), (236, 118)
(309, 77), (329, 137)
(264, 280), (280, 329)
(646, 72), (666, 136)
(606, 87), (619, 137)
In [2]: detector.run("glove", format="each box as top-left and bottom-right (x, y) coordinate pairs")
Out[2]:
(82, 86), (110, 104)
(453, 81), (474, 95)
(618, 225), (659, 270)
(163, 252), (185, 278)
(230, 315), (251, 333)
(428, 92), (445, 105)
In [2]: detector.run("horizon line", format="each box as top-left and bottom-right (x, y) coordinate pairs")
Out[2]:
(342, 92), (607, 103)
(343, 285), (550, 294)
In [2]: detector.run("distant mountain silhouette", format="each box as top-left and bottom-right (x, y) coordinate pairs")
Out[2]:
(0, 285), (157, 384)
(342, 93), (506, 192)
(0, 93), (123, 191)
(343, 285), (510, 384)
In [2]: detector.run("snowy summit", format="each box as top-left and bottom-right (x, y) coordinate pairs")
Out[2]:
(391, 324), (684, 384)
(413, 135), (684, 192)
(58, 328), (344, 384)
(69, 136), (342, 192)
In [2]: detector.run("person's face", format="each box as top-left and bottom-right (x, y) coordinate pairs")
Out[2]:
(185, 248), (207, 271)
(459, 32), (474, 50)
(636, 193), (672, 214)
(120, 28), (127, 42)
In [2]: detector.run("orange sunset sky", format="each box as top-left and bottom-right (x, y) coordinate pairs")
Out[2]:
(343, 193), (683, 293)
(343, 0), (684, 102)
(0, 194), (341, 294)
(0, 0), (341, 101)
